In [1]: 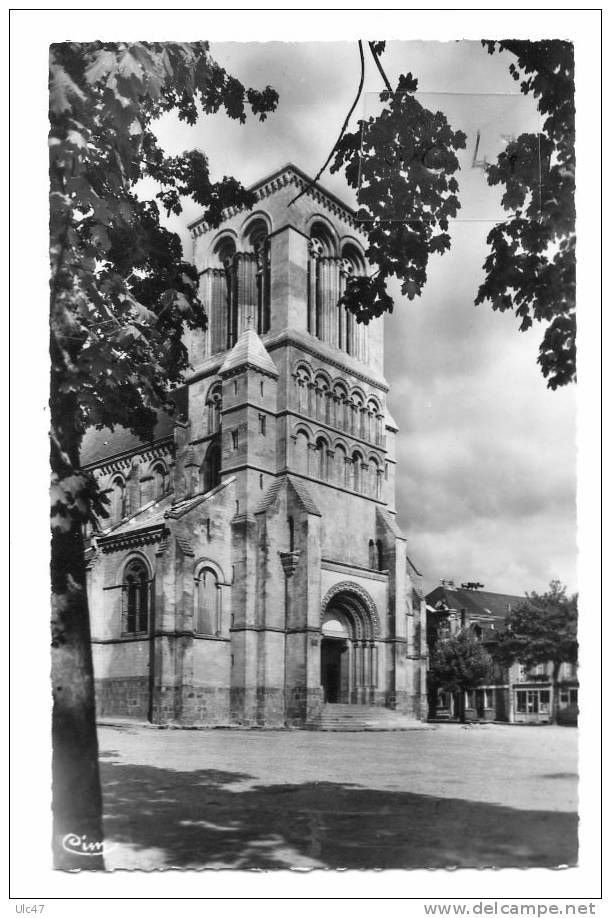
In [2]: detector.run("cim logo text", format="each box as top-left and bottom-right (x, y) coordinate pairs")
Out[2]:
(61, 833), (114, 856)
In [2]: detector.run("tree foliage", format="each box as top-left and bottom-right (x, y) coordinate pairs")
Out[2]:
(476, 41), (576, 389)
(331, 68), (466, 320)
(493, 580), (577, 724)
(493, 580), (578, 673)
(329, 40), (575, 389)
(429, 628), (493, 695)
(49, 40), (277, 869)
(50, 41), (277, 521)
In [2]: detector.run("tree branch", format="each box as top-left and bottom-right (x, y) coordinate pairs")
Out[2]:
(368, 41), (393, 92)
(288, 40), (365, 207)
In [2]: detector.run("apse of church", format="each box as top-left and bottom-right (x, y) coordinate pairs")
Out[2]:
(83, 164), (427, 728)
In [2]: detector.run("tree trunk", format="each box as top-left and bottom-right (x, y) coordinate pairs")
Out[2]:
(549, 661), (560, 726)
(51, 516), (105, 870)
(456, 690), (466, 723)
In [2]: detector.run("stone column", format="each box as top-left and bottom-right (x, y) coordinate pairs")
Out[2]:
(279, 549), (301, 725)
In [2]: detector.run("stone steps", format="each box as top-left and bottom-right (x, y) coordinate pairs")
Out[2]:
(310, 704), (432, 732)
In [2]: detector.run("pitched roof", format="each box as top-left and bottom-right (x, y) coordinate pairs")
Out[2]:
(219, 323), (279, 378)
(255, 478), (284, 515)
(376, 507), (405, 540)
(426, 585), (525, 622)
(80, 387), (187, 467)
(254, 475), (321, 517)
(287, 476), (321, 517)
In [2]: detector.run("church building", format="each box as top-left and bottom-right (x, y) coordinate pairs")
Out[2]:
(82, 163), (427, 728)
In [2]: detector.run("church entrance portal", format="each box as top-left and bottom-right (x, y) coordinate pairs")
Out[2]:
(320, 588), (380, 706)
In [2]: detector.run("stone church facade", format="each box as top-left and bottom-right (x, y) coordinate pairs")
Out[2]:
(82, 164), (427, 728)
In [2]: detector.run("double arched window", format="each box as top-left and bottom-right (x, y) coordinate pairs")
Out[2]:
(307, 226), (368, 362)
(201, 221), (271, 357)
(194, 567), (221, 635)
(122, 558), (150, 634)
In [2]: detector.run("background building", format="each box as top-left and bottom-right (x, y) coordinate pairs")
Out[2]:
(426, 583), (578, 725)
(81, 164), (428, 728)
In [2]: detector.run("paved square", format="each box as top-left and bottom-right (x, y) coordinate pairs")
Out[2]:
(99, 723), (578, 870)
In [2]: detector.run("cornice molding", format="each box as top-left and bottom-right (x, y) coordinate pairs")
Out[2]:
(83, 438), (174, 476)
(97, 523), (168, 554)
(265, 332), (389, 392)
(189, 165), (365, 239)
(321, 559), (389, 582)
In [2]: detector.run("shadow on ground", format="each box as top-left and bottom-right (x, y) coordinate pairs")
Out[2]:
(99, 755), (578, 870)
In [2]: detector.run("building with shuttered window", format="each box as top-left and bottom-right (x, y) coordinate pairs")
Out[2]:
(82, 164), (427, 727)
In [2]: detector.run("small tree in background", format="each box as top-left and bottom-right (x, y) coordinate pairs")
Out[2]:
(493, 580), (578, 724)
(429, 629), (493, 723)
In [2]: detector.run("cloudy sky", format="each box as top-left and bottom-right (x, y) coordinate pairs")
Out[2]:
(153, 40), (577, 597)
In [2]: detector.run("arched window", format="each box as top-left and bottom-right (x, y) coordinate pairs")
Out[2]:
(366, 398), (381, 442)
(201, 236), (237, 355)
(151, 463), (167, 500)
(308, 222), (339, 344)
(316, 437), (328, 480)
(341, 244), (368, 361)
(111, 475), (126, 524)
(375, 540), (384, 571)
(351, 392), (364, 438)
(368, 539), (375, 568)
(294, 366), (312, 415)
(122, 558), (150, 634)
(311, 375), (329, 423)
(352, 451), (363, 492)
(206, 383), (222, 435)
(243, 219), (271, 335)
(332, 383), (348, 431)
(368, 457), (380, 498)
(294, 430), (310, 475)
(201, 441), (221, 493)
(195, 567), (221, 635)
(334, 443), (347, 487)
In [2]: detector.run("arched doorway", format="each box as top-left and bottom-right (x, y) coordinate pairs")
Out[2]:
(320, 583), (381, 705)
(321, 614), (350, 704)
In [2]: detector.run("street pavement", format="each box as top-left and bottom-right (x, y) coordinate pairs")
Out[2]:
(98, 722), (578, 870)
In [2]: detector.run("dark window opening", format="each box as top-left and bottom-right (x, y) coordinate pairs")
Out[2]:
(122, 559), (150, 634)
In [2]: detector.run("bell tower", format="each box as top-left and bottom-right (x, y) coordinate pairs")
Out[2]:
(182, 164), (426, 725)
